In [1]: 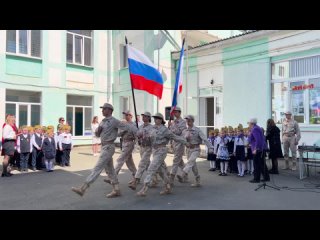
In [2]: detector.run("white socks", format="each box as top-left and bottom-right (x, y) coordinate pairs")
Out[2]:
(237, 160), (247, 176)
(45, 160), (49, 171)
(247, 160), (254, 173)
(220, 162), (228, 173)
(49, 161), (54, 171)
(209, 161), (216, 168)
(45, 160), (54, 171)
(237, 160), (241, 175)
(241, 162), (246, 176)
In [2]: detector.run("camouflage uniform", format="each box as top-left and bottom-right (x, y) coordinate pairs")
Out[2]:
(71, 103), (130, 198)
(178, 117), (214, 187)
(169, 117), (187, 182)
(137, 113), (187, 196)
(114, 121), (138, 177)
(135, 122), (153, 180)
(282, 116), (301, 170)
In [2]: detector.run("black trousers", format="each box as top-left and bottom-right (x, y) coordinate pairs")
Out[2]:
(32, 147), (43, 169)
(253, 150), (270, 181)
(229, 155), (237, 173)
(271, 158), (278, 171)
(61, 144), (71, 166)
(56, 150), (62, 165)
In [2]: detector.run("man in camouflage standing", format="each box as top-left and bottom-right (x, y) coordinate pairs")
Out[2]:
(168, 106), (188, 185)
(282, 110), (301, 171)
(71, 103), (130, 198)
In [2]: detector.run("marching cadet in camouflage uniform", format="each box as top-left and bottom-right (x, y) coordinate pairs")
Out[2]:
(137, 113), (188, 197)
(177, 115), (214, 187)
(114, 111), (138, 182)
(71, 103), (131, 198)
(282, 110), (301, 171)
(128, 112), (153, 190)
(168, 106), (188, 185)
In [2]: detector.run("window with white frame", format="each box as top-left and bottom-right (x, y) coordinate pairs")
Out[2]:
(66, 95), (93, 136)
(119, 44), (128, 69)
(6, 30), (41, 58)
(119, 42), (132, 69)
(5, 90), (41, 127)
(67, 30), (93, 66)
(120, 96), (129, 113)
(271, 55), (320, 125)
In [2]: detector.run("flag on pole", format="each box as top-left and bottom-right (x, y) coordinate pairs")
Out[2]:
(170, 39), (185, 116)
(127, 45), (164, 99)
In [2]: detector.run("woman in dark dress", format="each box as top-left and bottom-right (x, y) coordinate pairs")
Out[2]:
(266, 119), (283, 174)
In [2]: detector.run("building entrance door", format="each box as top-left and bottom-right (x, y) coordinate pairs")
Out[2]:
(206, 97), (214, 136)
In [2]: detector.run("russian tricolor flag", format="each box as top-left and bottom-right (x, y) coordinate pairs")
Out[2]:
(127, 45), (164, 99)
(170, 39), (185, 115)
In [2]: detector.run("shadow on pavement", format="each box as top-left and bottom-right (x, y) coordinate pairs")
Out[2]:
(1, 158), (320, 210)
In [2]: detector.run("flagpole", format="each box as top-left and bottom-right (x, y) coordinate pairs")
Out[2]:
(157, 31), (160, 114)
(185, 31), (189, 114)
(169, 38), (185, 125)
(125, 37), (139, 129)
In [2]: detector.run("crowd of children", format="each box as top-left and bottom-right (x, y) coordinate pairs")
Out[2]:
(207, 124), (254, 177)
(7, 124), (73, 173)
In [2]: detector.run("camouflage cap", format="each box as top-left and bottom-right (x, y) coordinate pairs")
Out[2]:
(173, 106), (182, 112)
(100, 103), (114, 110)
(152, 112), (166, 124)
(284, 110), (292, 115)
(141, 111), (152, 118)
(122, 110), (133, 116)
(152, 112), (164, 119)
(184, 115), (195, 121)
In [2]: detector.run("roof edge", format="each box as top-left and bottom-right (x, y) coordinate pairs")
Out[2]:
(172, 30), (283, 59)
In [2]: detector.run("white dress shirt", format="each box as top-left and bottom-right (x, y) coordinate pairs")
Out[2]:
(59, 133), (73, 149)
(2, 124), (16, 139)
(31, 133), (43, 149)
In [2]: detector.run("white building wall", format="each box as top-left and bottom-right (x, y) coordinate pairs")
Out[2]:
(269, 30), (320, 57)
(48, 30), (62, 64)
(0, 31), (6, 140)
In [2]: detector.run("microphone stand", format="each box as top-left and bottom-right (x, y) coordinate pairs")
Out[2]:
(255, 150), (280, 191)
